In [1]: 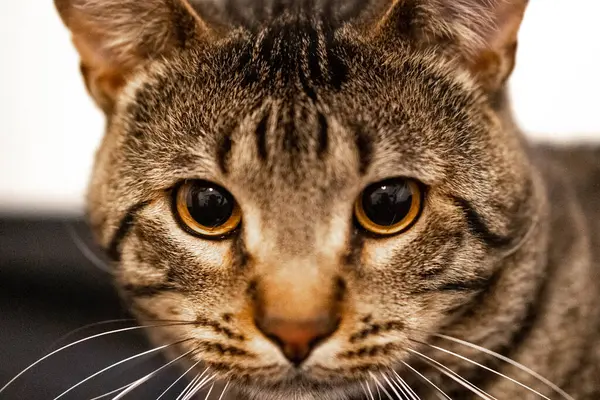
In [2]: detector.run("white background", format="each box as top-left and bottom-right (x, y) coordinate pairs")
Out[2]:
(0, 1), (599, 214)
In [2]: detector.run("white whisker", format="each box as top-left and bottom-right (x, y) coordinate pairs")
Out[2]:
(46, 319), (138, 353)
(433, 333), (576, 400)
(368, 372), (393, 400)
(400, 361), (451, 400)
(413, 338), (551, 399)
(216, 380), (230, 400)
(360, 381), (370, 399)
(408, 349), (496, 400)
(177, 373), (201, 400)
(156, 360), (204, 400)
(175, 367), (209, 400)
(364, 381), (376, 400)
(90, 385), (130, 400)
(203, 382), (215, 400)
(109, 349), (194, 400)
(0, 323), (194, 394)
(380, 371), (407, 399)
(54, 339), (190, 400)
(390, 370), (420, 400)
(64, 222), (113, 274)
(91, 350), (195, 400)
(183, 373), (217, 400)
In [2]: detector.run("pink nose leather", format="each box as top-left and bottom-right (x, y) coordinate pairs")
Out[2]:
(256, 317), (338, 365)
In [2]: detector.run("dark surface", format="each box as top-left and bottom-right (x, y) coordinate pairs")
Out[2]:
(0, 217), (194, 399)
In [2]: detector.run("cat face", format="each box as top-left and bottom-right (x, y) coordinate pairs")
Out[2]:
(57, 0), (534, 398)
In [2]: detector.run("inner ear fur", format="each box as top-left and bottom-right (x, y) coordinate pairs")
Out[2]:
(55, 0), (210, 113)
(370, 0), (529, 91)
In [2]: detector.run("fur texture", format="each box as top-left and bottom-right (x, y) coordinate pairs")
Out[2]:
(54, 0), (600, 398)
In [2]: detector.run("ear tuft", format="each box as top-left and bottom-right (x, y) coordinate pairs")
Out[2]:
(372, 0), (528, 90)
(55, 0), (208, 112)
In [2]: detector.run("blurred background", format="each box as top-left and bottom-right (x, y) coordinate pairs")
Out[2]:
(0, 0), (599, 398)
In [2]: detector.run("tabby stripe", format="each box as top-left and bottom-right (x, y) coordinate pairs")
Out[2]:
(453, 197), (513, 248)
(447, 251), (555, 397)
(255, 112), (270, 161)
(298, 66), (319, 101)
(343, 228), (365, 266)
(306, 23), (324, 84)
(433, 277), (493, 293)
(217, 133), (233, 174)
(107, 201), (150, 261)
(324, 25), (349, 90)
(451, 276), (553, 397)
(354, 125), (373, 175)
(122, 282), (177, 298)
(316, 111), (329, 157)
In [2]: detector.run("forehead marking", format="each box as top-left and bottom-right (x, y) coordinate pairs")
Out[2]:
(233, 17), (349, 95)
(354, 124), (374, 176)
(255, 111), (270, 162)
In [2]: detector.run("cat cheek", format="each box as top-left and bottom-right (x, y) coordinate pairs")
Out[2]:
(360, 215), (428, 272)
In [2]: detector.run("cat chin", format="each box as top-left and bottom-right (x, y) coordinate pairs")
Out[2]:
(236, 386), (359, 400)
(232, 377), (366, 400)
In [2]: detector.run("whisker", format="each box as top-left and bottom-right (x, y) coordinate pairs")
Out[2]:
(54, 339), (191, 399)
(412, 338), (551, 399)
(46, 319), (139, 353)
(389, 369), (420, 400)
(156, 360), (204, 400)
(408, 349), (496, 400)
(386, 370), (416, 400)
(203, 382), (215, 400)
(368, 372), (393, 400)
(360, 381), (370, 400)
(375, 378), (382, 400)
(380, 371), (407, 399)
(64, 222), (113, 275)
(363, 381), (376, 400)
(90, 385), (130, 400)
(400, 361), (451, 400)
(176, 368), (212, 400)
(0, 322), (196, 394)
(49, 318), (200, 352)
(433, 333), (576, 400)
(176, 372), (203, 400)
(183, 373), (217, 400)
(217, 380), (231, 400)
(107, 349), (195, 400)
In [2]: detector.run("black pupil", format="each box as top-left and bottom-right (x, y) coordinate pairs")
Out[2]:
(361, 179), (414, 227)
(185, 183), (235, 228)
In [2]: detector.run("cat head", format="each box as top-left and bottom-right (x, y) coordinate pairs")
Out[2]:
(56, 0), (536, 398)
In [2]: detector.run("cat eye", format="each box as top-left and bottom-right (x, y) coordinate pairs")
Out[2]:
(354, 178), (423, 235)
(174, 180), (241, 238)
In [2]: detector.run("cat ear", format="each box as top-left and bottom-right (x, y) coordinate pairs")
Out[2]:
(55, 0), (212, 112)
(372, 0), (528, 90)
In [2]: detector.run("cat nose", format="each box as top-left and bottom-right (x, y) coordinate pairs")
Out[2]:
(255, 316), (339, 366)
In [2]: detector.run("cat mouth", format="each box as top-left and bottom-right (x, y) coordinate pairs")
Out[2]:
(201, 362), (382, 399)
(226, 371), (370, 400)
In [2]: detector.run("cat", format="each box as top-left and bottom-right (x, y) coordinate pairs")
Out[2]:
(46, 0), (600, 398)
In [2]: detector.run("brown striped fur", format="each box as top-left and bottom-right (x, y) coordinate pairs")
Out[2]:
(54, 0), (600, 398)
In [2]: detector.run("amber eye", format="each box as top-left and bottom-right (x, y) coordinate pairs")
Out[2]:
(354, 178), (423, 235)
(175, 180), (241, 238)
